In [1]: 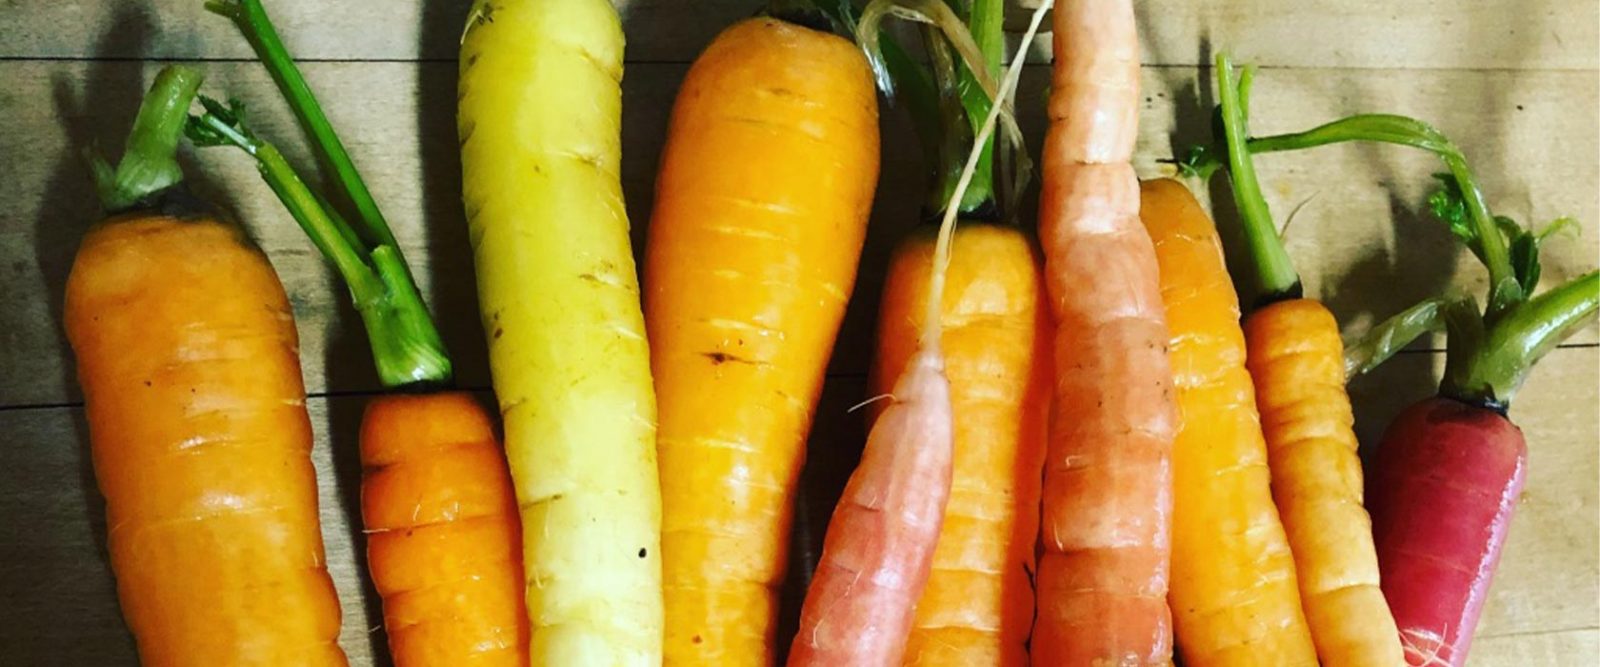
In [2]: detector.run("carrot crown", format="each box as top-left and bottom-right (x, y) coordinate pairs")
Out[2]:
(188, 0), (452, 389)
(90, 65), (205, 212)
(1213, 54), (1302, 306)
(1190, 55), (1599, 409)
(852, 0), (1027, 221)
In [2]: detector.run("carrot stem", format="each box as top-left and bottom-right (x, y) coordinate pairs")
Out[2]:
(856, 0), (1024, 219)
(188, 100), (451, 388)
(1215, 53), (1301, 302)
(1188, 110), (1524, 316)
(950, 0), (1003, 212)
(206, 0), (399, 253)
(90, 65), (204, 212)
(1448, 270), (1600, 407)
(1343, 296), (1452, 380)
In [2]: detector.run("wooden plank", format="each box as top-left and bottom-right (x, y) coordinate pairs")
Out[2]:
(2, 60), (1594, 406)
(1, 0), (1593, 70)
(1469, 629), (1598, 666)
(3, 348), (1592, 665)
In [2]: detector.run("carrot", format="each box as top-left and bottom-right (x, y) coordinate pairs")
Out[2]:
(855, 0), (1047, 663)
(1361, 218), (1597, 667)
(1181, 81), (1600, 665)
(1030, 0), (1178, 663)
(361, 393), (527, 665)
(458, 0), (662, 663)
(787, 5), (1051, 664)
(1201, 55), (1405, 665)
(195, 5), (528, 662)
(872, 225), (1047, 667)
(1139, 176), (1317, 666)
(1307, 116), (1596, 666)
(65, 65), (346, 666)
(642, 14), (879, 663)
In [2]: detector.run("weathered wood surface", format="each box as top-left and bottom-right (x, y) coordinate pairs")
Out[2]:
(2, 0), (1594, 69)
(0, 1), (1595, 665)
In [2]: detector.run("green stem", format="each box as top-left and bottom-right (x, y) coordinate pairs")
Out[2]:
(924, 27), (976, 214)
(1216, 54), (1301, 302)
(189, 104), (451, 388)
(92, 65), (205, 212)
(1189, 112), (1524, 316)
(1448, 270), (1600, 407)
(206, 0), (397, 252)
(1343, 296), (1452, 380)
(875, 33), (946, 213)
(856, 0), (1019, 219)
(950, 0), (1003, 212)
(206, 0), (451, 389)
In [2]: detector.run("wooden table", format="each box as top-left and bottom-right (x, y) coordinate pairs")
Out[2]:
(1, 1), (1594, 664)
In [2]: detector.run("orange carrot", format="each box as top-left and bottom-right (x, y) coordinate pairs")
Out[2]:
(1140, 177), (1317, 666)
(787, 6), (1050, 664)
(856, 0), (1048, 661)
(644, 16), (879, 664)
(193, 6), (529, 662)
(361, 394), (528, 666)
(1031, 1), (1178, 663)
(873, 224), (1048, 667)
(65, 66), (346, 666)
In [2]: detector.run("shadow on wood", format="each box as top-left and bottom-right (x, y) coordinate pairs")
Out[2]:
(17, 5), (150, 664)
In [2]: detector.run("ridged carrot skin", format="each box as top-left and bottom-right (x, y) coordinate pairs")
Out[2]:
(459, 0), (663, 663)
(361, 392), (528, 666)
(788, 346), (953, 667)
(872, 223), (1048, 667)
(1140, 178), (1316, 666)
(65, 212), (346, 667)
(644, 17), (879, 665)
(1243, 299), (1405, 666)
(1032, 1), (1178, 663)
(1369, 398), (1527, 667)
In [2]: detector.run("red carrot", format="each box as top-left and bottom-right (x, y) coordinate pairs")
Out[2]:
(1318, 119), (1599, 666)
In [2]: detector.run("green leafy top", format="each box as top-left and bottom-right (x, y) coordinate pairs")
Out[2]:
(1184, 57), (1598, 409)
(853, 0), (1029, 221)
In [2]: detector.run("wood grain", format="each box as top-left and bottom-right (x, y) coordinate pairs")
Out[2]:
(0, 0), (1593, 70)
(2, 61), (1594, 407)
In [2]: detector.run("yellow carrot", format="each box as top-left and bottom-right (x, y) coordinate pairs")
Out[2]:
(1140, 177), (1316, 666)
(1209, 56), (1403, 665)
(459, 0), (661, 663)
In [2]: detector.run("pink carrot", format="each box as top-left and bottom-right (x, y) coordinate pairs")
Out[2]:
(786, 346), (952, 667)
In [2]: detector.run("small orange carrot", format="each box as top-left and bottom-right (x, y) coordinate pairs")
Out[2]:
(1032, 0), (1178, 663)
(645, 15), (880, 664)
(66, 66), (347, 666)
(1196, 54), (1404, 666)
(788, 5), (1050, 664)
(362, 394), (528, 666)
(1139, 177), (1316, 666)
